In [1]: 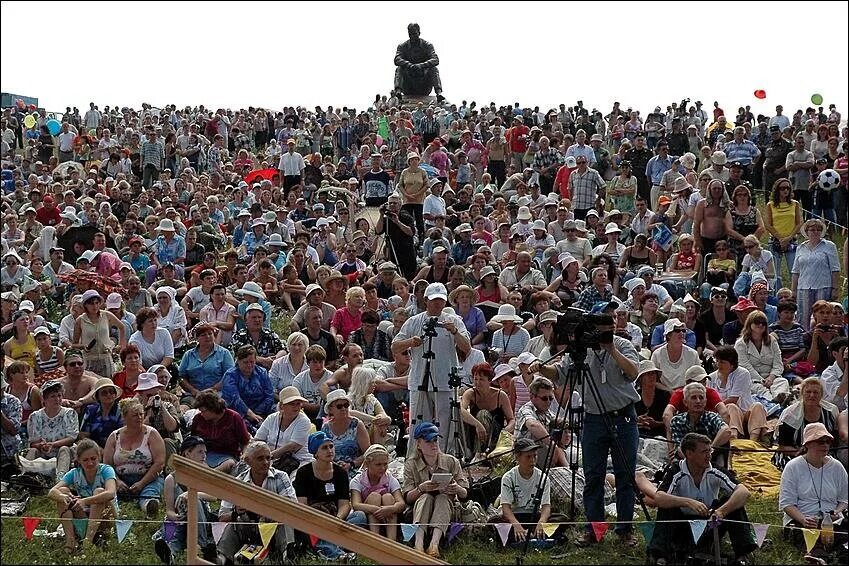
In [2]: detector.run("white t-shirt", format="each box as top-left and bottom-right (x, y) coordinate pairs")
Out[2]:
(741, 250), (773, 275)
(652, 345), (702, 390)
(254, 410), (313, 464)
(422, 194), (446, 224)
(709, 367), (755, 411)
(500, 465), (550, 514)
(128, 328), (175, 367)
(779, 456), (848, 525)
(292, 368), (333, 405)
(184, 286), (211, 313)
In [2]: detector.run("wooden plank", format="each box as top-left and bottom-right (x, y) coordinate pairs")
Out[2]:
(172, 455), (445, 565)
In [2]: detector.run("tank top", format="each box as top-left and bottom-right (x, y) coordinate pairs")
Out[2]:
(357, 471), (391, 500)
(35, 346), (60, 373)
(731, 206), (759, 239)
(512, 375), (532, 413)
(112, 426), (154, 476)
(79, 313), (114, 356)
(12, 384), (36, 423)
(8, 335), (36, 369)
(767, 201), (798, 239)
(626, 250), (651, 269)
(676, 251), (697, 270)
(477, 286), (501, 303)
(425, 265), (449, 284)
(470, 389), (507, 427)
(321, 417), (361, 466)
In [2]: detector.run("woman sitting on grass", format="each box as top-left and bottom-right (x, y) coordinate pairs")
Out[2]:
(48, 438), (118, 553)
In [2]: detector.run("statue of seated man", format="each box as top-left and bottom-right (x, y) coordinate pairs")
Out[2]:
(394, 23), (444, 102)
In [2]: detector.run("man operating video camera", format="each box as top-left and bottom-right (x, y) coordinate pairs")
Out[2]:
(532, 306), (640, 547)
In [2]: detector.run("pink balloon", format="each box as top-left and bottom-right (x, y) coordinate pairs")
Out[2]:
(375, 135), (384, 146)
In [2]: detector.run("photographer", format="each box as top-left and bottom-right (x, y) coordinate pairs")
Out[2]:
(134, 373), (181, 463)
(534, 311), (640, 547)
(392, 283), (471, 457)
(375, 193), (417, 280)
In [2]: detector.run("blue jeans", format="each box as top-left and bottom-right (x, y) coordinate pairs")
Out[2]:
(582, 405), (639, 534)
(120, 473), (164, 510)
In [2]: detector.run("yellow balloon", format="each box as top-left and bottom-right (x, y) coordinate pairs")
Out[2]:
(23, 115), (36, 129)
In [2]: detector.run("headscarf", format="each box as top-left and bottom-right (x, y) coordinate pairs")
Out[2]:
(155, 286), (187, 346)
(36, 225), (57, 262)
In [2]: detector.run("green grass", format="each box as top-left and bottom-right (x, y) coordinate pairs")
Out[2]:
(0, 492), (804, 565)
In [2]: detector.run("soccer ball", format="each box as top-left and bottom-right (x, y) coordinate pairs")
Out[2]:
(817, 169), (840, 191)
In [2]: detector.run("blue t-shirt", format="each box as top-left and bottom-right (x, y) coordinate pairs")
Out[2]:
(62, 463), (119, 511)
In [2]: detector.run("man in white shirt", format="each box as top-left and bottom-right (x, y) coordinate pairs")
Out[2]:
(422, 178), (446, 229)
(57, 122), (76, 163)
(278, 139), (305, 197)
(820, 337), (847, 411)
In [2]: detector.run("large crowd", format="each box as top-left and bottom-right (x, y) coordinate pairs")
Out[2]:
(1, 95), (848, 565)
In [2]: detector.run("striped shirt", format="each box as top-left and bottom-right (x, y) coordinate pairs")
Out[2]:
(791, 239), (840, 290)
(220, 467), (297, 517)
(722, 140), (760, 165)
(658, 460), (738, 514)
(140, 139), (164, 169)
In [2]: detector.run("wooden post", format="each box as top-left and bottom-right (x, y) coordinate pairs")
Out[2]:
(186, 487), (198, 565)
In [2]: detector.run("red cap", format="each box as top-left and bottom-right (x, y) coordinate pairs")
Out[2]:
(43, 195), (54, 204)
(730, 297), (757, 312)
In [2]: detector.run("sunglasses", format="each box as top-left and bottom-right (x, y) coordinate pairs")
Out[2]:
(334, 402), (350, 410)
(752, 321), (767, 326)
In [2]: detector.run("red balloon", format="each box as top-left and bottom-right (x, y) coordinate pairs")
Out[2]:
(753, 89), (766, 99)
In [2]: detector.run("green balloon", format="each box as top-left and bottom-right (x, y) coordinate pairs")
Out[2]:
(811, 94), (823, 105)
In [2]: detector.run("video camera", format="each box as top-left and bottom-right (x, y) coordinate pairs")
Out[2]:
(549, 308), (615, 356)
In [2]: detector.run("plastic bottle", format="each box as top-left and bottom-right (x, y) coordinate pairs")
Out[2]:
(821, 512), (834, 547)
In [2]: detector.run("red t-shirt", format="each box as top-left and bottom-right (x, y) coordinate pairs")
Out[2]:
(506, 125), (529, 153)
(554, 165), (575, 200)
(669, 386), (722, 412)
(190, 408), (250, 458)
(36, 205), (61, 227)
(331, 307), (362, 342)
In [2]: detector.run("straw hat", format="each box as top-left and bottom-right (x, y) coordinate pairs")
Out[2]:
(448, 285), (479, 306)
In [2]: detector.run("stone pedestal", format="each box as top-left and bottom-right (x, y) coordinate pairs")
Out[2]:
(400, 95), (437, 110)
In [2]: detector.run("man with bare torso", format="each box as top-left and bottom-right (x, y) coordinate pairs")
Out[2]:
(693, 180), (728, 255)
(58, 350), (98, 413)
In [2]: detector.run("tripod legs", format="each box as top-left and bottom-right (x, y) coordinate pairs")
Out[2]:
(407, 390), (452, 457)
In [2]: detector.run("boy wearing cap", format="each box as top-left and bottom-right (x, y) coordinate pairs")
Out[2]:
(490, 438), (568, 543)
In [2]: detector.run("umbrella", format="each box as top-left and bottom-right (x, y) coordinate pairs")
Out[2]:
(56, 226), (117, 264)
(243, 168), (279, 185)
(420, 164), (438, 178)
(58, 269), (125, 299)
(53, 161), (84, 178)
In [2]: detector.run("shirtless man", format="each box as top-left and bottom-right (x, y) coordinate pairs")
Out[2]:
(693, 179), (728, 255)
(57, 350), (98, 413)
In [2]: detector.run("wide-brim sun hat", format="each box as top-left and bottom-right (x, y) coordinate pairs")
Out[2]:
(448, 285), (479, 306)
(492, 304), (522, 323)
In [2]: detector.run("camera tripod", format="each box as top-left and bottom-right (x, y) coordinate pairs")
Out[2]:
(442, 366), (470, 461)
(408, 316), (444, 456)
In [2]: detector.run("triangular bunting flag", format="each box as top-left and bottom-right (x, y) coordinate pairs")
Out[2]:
(22, 517), (40, 540)
(116, 520), (133, 543)
(690, 520), (708, 543)
(258, 523), (277, 549)
(495, 523), (512, 546)
(309, 534), (320, 547)
(591, 521), (608, 542)
(753, 523), (769, 548)
(401, 523), (417, 542)
(542, 523), (558, 537)
(447, 522), (464, 543)
(212, 522), (227, 544)
(638, 522), (655, 543)
(72, 518), (88, 539)
(802, 528), (820, 552)
(163, 520), (177, 542)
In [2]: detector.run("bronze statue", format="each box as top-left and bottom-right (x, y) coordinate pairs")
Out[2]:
(394, 23), (444, 102)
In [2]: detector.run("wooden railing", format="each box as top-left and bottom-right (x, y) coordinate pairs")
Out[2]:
(172, 455), (446, 565)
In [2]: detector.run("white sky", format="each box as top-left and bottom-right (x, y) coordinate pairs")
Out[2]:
(2, 0), (848, 118)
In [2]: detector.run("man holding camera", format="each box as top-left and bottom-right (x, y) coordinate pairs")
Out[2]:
(534, 312), (640, 547)
(376, 193), (417, 280)
(392, 283), (471, 457)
